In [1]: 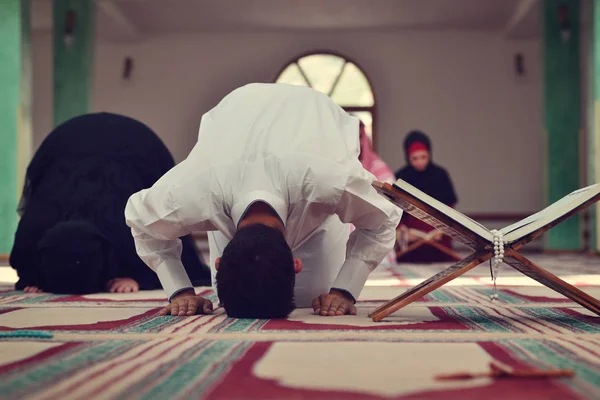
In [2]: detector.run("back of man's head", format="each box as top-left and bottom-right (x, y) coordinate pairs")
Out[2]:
(216, 224), (296, 318)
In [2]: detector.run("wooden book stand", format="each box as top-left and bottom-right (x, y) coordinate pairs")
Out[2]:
(369, 182), (600, 322)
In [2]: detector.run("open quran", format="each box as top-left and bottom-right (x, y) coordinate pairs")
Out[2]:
(369, 180), (600, 322)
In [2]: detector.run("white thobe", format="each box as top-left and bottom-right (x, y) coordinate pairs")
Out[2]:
(125, 83), (401, 306)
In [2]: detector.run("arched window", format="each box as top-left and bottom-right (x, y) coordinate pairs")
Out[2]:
(275, 53), (376, 144)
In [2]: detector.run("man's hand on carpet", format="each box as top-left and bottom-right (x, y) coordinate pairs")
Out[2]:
(107, 278), (140, 293)
(312, 290), (357, 316)
(23, 286), (43, 293)
(160, 289), (213, 317)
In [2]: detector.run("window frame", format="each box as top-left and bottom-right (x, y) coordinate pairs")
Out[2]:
(273, 50), (378, 150)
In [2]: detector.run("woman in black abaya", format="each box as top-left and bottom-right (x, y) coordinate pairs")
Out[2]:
(394, 130), (459, 263)
(10, 113), (210, 294)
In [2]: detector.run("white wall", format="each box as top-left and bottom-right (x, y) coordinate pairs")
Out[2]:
(32, 30), (543, 214)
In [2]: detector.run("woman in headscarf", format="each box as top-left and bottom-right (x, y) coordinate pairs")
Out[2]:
(10, 113), (211, 294)
(358, 122), (395, 185)
(356, 122), (396, 264)
(394, 130), (458, 263)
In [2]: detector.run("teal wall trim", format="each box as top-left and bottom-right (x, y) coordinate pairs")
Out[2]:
(543, 0), (582, 250)
(53, 0), (95, 127)
(592, 0), (600, 251)
(0, 0), (31, 253)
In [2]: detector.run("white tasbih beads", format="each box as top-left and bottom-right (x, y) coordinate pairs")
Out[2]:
(490, 230), (508, 301)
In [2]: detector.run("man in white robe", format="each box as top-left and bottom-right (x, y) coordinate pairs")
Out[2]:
(125, 83), (401, 318)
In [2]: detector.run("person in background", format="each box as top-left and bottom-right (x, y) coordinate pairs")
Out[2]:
(394, 130), (458, 263)
(10, 113), (210, 294)
(357, 121), (396, 264)
(358, 122), (395, 184)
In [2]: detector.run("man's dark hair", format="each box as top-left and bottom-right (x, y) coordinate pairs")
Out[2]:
(216, 224), (296, 318)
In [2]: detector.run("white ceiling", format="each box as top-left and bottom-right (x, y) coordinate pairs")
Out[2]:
(31, 0), (541, 41)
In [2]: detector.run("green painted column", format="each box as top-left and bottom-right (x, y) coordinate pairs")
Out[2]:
(543, 0), (582, 250)
(0, 0), (32, 253)
(592, 0), (600, 252)
(53, 0), (95, 127)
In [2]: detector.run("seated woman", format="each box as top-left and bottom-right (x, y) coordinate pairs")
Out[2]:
(10, 113), (211, 294)
(394, 130), (458, 263)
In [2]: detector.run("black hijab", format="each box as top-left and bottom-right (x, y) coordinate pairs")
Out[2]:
(37, 221), (117, 294)
(394, 130), (458, 206)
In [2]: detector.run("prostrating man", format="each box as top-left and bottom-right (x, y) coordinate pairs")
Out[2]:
(126, 83), (401, 318)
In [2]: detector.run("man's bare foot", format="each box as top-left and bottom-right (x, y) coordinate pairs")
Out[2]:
(107, 278), (140, 293)
(23, 286), (43, 293)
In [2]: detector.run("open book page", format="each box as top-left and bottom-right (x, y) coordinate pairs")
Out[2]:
(393, 180), (493, 242)
(501, 183), (600, 242)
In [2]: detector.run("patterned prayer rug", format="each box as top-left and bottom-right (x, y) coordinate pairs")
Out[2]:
(1, 253), (599, 399)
